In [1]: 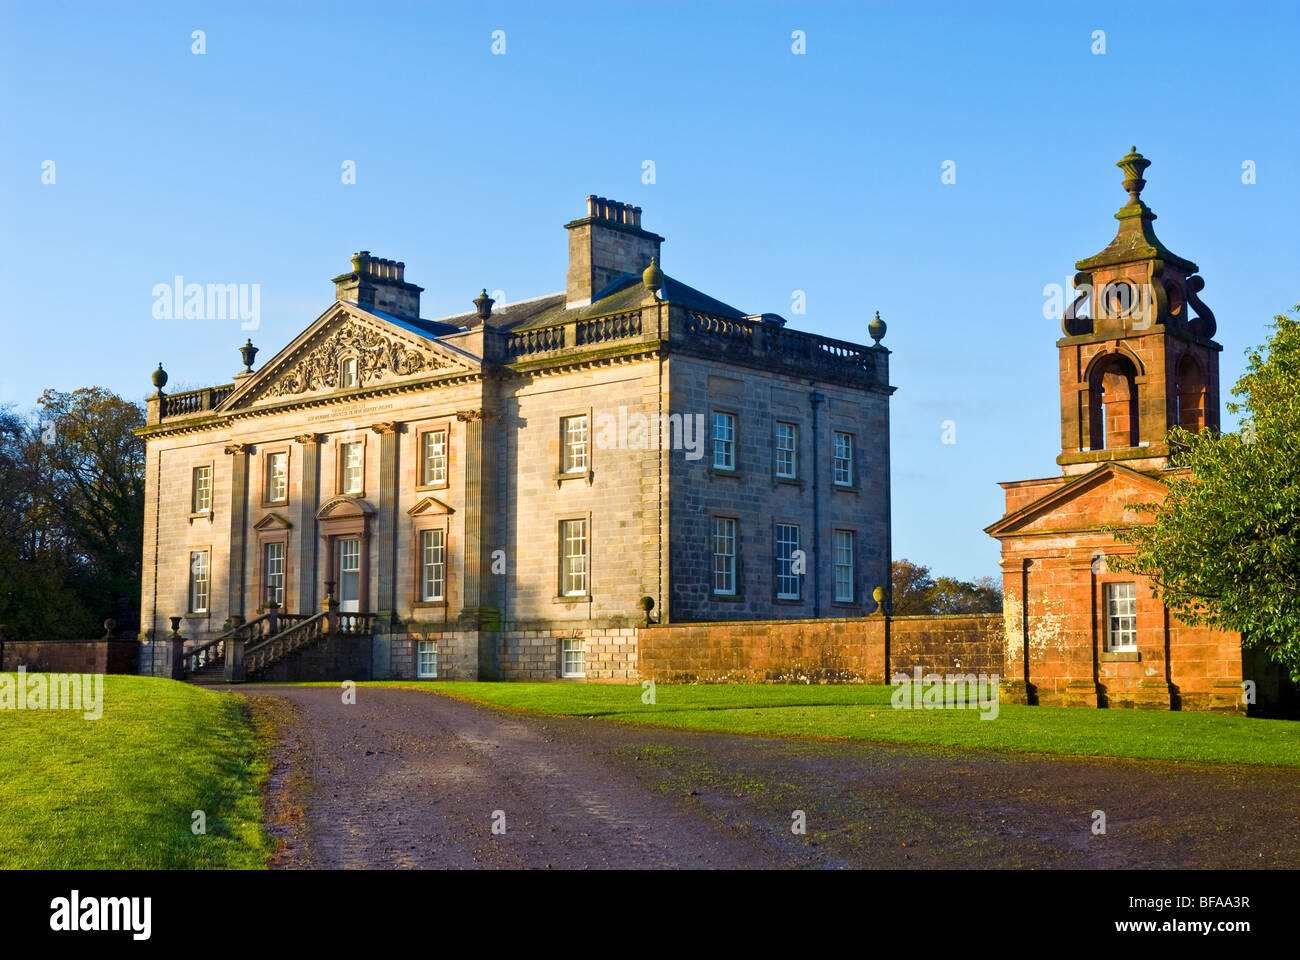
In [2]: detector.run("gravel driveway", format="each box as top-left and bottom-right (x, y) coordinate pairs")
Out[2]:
(241, 685), (1300, 870)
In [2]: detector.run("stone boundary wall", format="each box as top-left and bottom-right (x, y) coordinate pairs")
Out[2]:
(2, 640), (140, 675)
(638, 617), (888, 683)
(638, 614), (1004, 684)
(888, 614), (1004, 678)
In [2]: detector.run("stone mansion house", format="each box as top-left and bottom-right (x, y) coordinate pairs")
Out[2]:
(137, 196), (893, 682)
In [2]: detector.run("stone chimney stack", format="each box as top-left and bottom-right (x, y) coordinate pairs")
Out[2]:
(332, 251), (424, 321)
(564, 196), (664, 308)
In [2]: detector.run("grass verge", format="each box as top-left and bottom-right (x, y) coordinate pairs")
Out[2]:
(0, 675), (272, 868)
(353, 680), (1300, 767)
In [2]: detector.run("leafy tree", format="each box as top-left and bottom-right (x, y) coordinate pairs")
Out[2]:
(1111, 307), (1300, 680)
(891, 559), (1001, 615)
(0, 389), (145, 641)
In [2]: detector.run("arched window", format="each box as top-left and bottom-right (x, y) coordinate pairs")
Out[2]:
(1088, 354), (1139, 450)
(1175, 354), (1206, 432)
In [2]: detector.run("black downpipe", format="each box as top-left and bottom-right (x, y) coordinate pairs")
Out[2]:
(810, 391), (824, 616)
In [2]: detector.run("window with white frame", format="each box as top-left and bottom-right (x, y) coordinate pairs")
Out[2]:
(340, 356), (359, 389)
(1105, 582), (1138, 651)
(341, 442), (363, 495)
(712, 412), (736, 470)
(713, 517), (737, 595)
(561, 637), (586, 678)
(833, 529), (855, 602)
(417, 639), (438, 678)
(421, 529), (446, 602)
(833, 432), (854, 486)
(192, 465), (212, 512)
(421, 429), (447, 486)
(264, 541), (285, 606)
(562, 415), (589, 473)
(561, 519), (588, 595)
(267, 452), (288, 503)
(189, 550), (209, 613)
(775, 523), (801, 600)
(775, 422), (797, 479)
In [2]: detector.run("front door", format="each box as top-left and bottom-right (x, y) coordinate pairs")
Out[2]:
(339, 537), (361, 613)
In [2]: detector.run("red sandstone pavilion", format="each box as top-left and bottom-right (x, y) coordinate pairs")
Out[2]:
(986, 147), (1246, 714)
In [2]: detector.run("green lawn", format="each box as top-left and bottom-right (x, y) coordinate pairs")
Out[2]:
(366, 680), (1300, 768)
(0, 675), (271, 869)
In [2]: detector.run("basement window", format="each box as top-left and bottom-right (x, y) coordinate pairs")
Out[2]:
(561, 638), (586, 678)
(417, 640), (438, 678)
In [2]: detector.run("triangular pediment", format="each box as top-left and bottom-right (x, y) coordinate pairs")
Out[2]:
(985, 462), (1169, 538)
(219, 302), (478, 411)
(253, 512), (292, 531)
(407, 496), (454, 517)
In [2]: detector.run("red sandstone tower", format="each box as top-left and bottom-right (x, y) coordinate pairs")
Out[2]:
(986, 149), (1244, 713)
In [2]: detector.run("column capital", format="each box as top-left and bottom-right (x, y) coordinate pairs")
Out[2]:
(294, 432), (324, 445)
(370, 421), (402, 436)
(224, 442), (252, 456)
(455, 408), (499, 423)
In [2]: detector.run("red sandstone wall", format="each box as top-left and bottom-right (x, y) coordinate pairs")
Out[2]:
(888, 614), (1004, 677)
(637, 614), (1003, 684)
(639, 618), (886, 683)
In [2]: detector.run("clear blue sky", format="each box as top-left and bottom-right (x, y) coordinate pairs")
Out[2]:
(1, 1), (1296, 581)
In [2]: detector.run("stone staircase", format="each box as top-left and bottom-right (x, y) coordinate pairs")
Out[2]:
(179, 602), (375, 683)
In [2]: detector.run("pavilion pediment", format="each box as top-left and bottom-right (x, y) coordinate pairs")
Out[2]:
(985, 463), (1169, 538)
(220, 304), (477, 411)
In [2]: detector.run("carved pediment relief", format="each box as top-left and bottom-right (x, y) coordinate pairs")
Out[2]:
(265, 319), (455, 398)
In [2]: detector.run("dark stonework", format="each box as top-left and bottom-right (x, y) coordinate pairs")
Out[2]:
(296, 434), (321, 615)
(374, 423), (400, 616)
(225, 443), (250, 616)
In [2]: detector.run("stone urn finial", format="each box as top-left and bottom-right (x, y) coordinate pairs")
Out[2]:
(103, 618), (116, 640)
(169, 616), (182, 636)
(868, 310), (887, 345)
(1117, 146), (1152, 207)
(152, 362), (168, 393)
(473, 288), (494, 321)
(642, 256), (663, 293)
(239, 338), (258, 374)
(872, 586), (887, 615)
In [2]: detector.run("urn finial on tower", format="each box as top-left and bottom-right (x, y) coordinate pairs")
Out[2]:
(1116, 146), (1153, 217)
(868, 310), (887, 345)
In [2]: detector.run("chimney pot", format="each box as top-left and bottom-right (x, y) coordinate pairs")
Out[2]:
(333, 250), (423, 321)
(565, 194), (664, 308)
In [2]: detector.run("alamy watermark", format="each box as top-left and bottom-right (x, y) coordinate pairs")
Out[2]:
(594, 406), (705, 460)
(891, 666), (1000, 720)
(0, 667), (103, 720)
(152, 276), (261, 330)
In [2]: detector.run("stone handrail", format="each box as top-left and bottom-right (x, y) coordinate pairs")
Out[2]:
(683, 310), (753, 344)
(504, 325), (565, 359)
(336, 611), (377, 636)
(182, 613), (272, 674)
(160, 384), (235, 419)
(244, 611), (329, 678)
(576, 311), (641, 345)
